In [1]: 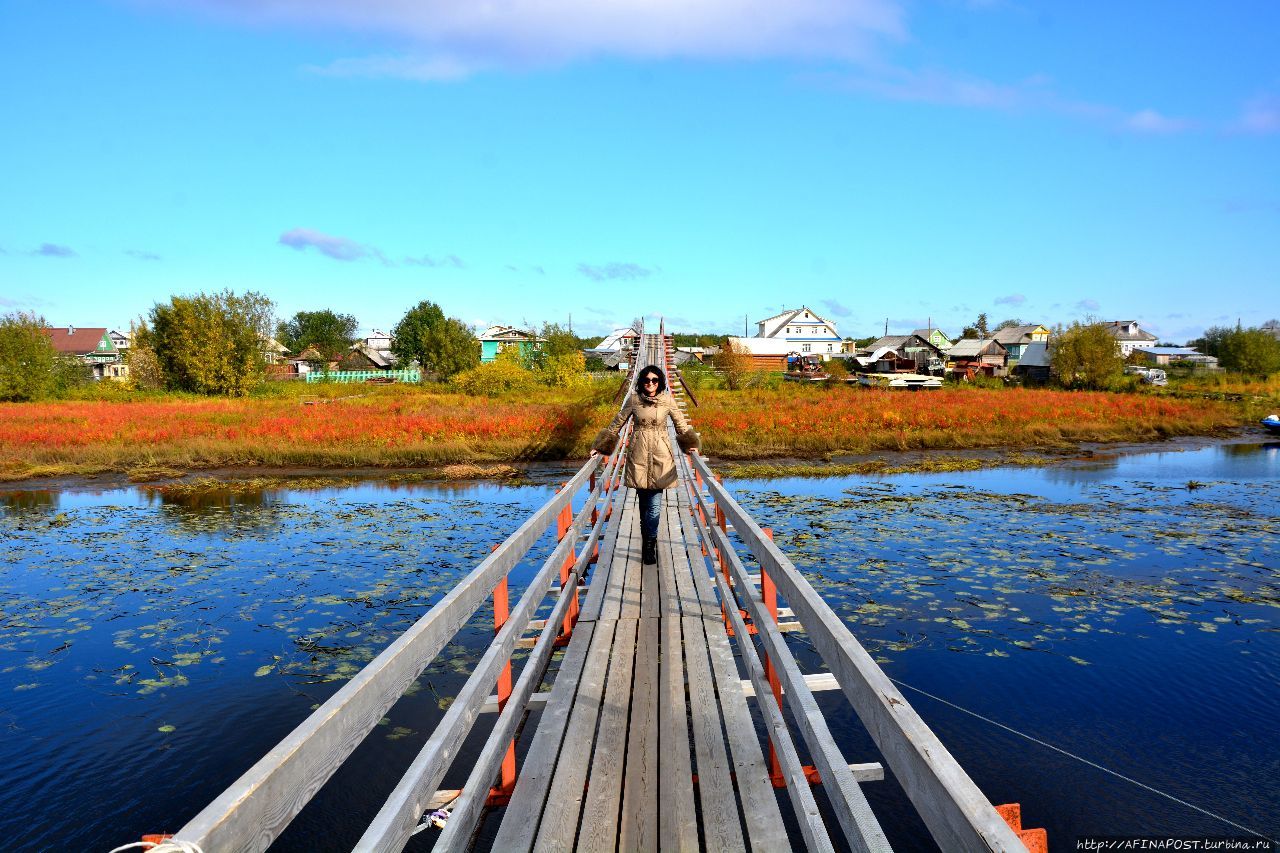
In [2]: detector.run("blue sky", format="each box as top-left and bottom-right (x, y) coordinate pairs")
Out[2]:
(1, 1), (1277, 342)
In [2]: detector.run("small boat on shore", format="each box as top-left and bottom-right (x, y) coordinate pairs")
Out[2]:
(1262, 414), (1280, 435)
(856, 372), (943, 390)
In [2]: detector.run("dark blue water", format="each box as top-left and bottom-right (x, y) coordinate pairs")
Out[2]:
(0, 443), (1276, 850)
(731, 440), (1280, 849)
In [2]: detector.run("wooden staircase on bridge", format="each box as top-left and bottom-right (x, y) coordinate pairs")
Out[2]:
(136, 325), (1040, 852)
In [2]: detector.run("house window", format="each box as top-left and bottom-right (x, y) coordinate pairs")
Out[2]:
(827, 343), (833, 352)
(802, 343), (811, 353)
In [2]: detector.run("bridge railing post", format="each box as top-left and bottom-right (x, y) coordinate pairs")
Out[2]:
(760, 527), (786, 786)
(555, 483), (579, 637)
(489, 543), (517, 799)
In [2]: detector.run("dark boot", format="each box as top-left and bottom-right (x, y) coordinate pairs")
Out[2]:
(642, 536), (657, 565)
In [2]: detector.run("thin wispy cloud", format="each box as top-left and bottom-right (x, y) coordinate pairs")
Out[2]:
(994, 293), (1026, 306)
(1234, 94), (1280, 135)
(126, 249), (162, 261)
(577, 262), (654, 282)
(1126, 109), (1191, 134)
(278, 227), (384, 262)
(162, 0), (905, 81)
(820, 298), (852, 317)
(32, 243), (76, 258)
(0, 294), (53, 308)
(1075, 298), (1100, 311)
(403, 253), (464, 269)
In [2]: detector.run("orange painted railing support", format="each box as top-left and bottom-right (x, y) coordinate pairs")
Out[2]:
(555, 482), (578, 637)
(489, 543), (517, 801)
(758, 527), (790, 785)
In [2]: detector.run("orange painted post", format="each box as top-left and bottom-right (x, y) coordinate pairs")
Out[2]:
(490, 543), (516, 797)
(760, 527), (786, 785)
(555, 483), (578, 636)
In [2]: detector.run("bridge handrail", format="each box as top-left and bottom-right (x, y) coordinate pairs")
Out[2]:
(170, 452), (612, 852)
(677, 446), (890, 852)
(687, 452), (1025, 852)
(355, 432), (630, 851)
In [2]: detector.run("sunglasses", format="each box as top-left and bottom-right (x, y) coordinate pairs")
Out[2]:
(643, 377), (660, 385)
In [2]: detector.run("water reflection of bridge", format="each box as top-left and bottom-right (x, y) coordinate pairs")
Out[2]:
(154, 328), (1042, 852)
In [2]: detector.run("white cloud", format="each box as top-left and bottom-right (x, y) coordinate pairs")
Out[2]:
(159, 0), (905, 80)
(1234, 94), (1280, 135)
(994, 293), (1026, 307)
(1125, 108), (1191, 134)
(278, 227), (384, 262)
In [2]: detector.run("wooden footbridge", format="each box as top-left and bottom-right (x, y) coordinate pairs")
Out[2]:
(149, 327), (1044, 852)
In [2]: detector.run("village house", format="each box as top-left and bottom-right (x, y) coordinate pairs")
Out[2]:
(1011, 341), (1051, 384)
(1104, 320), (1158, 357)
(912, 326), (953, 351)
(477, 325), (542, 364)
(40, 325), (124, 380)
(855, 334), (946, 374)
(584, 328), (640, 370)
(338, 342), (397, 372)
(947, 338), (1008, 378)
(108, 329), (132, 351)
(991, 324), (1050, 362)
(1132, 346), (1219, 370)
(727, 306), (842, 369)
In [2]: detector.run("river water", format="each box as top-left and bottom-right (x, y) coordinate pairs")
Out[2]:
(1, 441), (1276, 850)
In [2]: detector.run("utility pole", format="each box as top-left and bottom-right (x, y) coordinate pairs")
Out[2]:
(744, 314), (748, 337)
(884, 317), (889, 336)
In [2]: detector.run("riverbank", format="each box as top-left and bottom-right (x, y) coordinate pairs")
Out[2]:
(0, 383), (1254, 482)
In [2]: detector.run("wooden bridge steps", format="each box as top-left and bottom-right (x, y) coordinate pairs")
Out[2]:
(490, 478), (792, 851)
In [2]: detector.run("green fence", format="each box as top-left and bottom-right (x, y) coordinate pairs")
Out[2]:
(305, 369), (420, 384)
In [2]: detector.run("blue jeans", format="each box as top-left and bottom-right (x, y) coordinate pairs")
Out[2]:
(637, 488), (661, 541)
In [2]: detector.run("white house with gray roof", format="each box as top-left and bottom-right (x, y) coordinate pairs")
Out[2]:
(728, 306), (842, 359)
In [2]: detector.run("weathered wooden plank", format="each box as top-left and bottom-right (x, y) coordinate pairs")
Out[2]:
(174, 456), (602, 853)
(599, 495), (637, 623)
(705, 516), (891, 852)
(533, 619), (618, 852)
(579, 617), (640, 852)
(656, 506), (682, 618)
(737, 672), (838, 698)
(711, 562), (831, 853)
(640, 557), (660, 619)
(620, 526), (643, 619)
(696, 600), (791, 852)
(580, 455), (631, 622)
(690, 454), (1024, 853)
(620, 615), (660, 852)
(658, 617), (699, 852)
(664, 487), (700, 618)
(434, 573), (582, 852)
(683, 486), (889, 852)
(490, 620), (598, 852)
(682, 614), (746, 853)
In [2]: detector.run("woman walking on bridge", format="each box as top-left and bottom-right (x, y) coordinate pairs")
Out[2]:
(591, 365), (700, 565)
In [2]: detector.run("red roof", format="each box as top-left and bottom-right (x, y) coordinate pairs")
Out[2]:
(41, 327), (112, 355)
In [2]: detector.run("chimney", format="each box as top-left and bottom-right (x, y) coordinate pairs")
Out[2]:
(68, 325), (75, 335)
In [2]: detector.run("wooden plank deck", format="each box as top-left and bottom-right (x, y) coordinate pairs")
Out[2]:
(489, 480), (793, 852)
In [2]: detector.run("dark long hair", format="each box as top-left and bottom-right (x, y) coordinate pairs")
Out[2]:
(635, 365), (667, 395)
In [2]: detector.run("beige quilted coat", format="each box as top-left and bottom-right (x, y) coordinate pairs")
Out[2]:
(592, 391), (700, 490)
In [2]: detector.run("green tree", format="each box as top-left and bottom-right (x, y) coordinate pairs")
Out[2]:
(1187, 325), (1233, 358)
(391, 301), (479, 379)
(1051, 321), (1124, 389)
(276, 310), (358, 360)
(141, 290), (276, 395)
(714, 339), (751, 390)
(0, 311), (59, 401)
(994, 318), (1024, 331)
(1219, 328), (1280, 377)
(960, 312), (990, 340)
